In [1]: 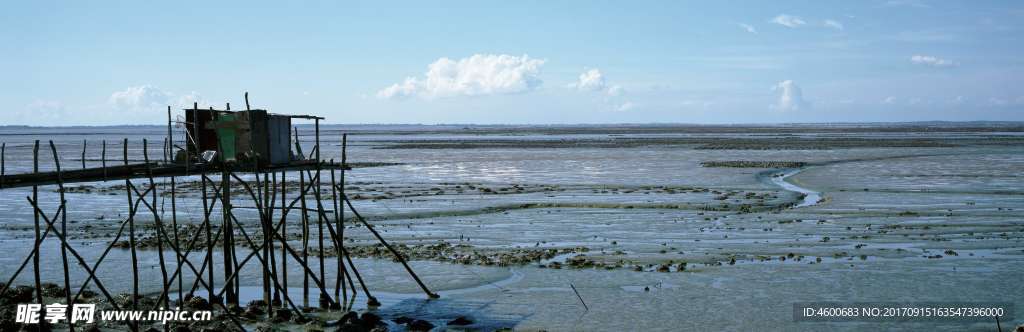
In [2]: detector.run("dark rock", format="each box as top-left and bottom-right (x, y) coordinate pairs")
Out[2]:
(360, 313), (382, 327)
(185, 296), (212, 311)
(82, 323), (103, 332)
(339, 311), (359, 325)
(272, 308), (293, 322)
(336, 323), (367, 332)
(407, 319), (434, 331)
(447, 316), (473, 325)
(392, 316), (414, 324)
(6, 286), (35, 304)
(40, 283), (65, 298)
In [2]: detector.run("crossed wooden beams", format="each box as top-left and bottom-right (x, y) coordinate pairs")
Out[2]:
(0, 134), (436, 331)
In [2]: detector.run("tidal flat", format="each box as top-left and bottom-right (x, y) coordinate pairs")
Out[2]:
(0, 124), (1022, 331)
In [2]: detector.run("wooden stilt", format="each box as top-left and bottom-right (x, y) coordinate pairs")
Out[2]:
(31, 141), (43, 306)
(142, 139), (171, 308)
(48, 141), (75, 332)
(124, 139), (140, 310)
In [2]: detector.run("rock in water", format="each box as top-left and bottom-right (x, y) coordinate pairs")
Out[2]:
(447, 316), (473, 325)
(407, 319), (435, 331)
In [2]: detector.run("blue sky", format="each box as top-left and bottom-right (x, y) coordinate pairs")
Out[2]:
(3, 0), (1023, 125)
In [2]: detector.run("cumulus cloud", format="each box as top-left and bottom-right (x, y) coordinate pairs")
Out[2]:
(568, 68), (632, 111)
(108, 85), (206, 111)
(737, 23), (757, 34)
(376, 54), (545, 100)
(910, 55), (957, 67)
(570, 68), (607, 92)
(770, 80), (808, 111)
(771, 14), (806, 28)
(569, 68), (625, 97)
(824, 19), (844, 30)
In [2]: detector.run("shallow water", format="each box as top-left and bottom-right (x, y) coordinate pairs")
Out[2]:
(1, 124), (1022, 331)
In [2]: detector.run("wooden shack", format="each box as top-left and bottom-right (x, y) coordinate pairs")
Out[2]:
(185, 108), (294, 166)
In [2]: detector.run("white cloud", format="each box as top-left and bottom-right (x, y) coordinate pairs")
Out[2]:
(737, 23), (757, 34)
(108, 85), (207, 110)
(771, 14), (806, 28)
(109, 85), (173, 110)
(988, 97), (1008, 106)
(607, 85), (623, 97)
(570, 68), (626, 98)
(376, 54), (545, 100)
(570, 68), (607, 92)
(882, 96), (897, 104)
(616, 102), (635, 112)
(824, 19), (844, 30)
(770, 80), (808, 111)
(910, 55), (958, 67)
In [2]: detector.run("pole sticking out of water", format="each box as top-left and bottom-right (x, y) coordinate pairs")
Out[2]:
(48, 140), (75, 332)
(1, 142), (5, 189)
(101, 140), (106, 181)
(167, 105), (173, 163)
(299, 169), (309, 307)
(81, 140), (87, 170)
(32, 141), (42, 305)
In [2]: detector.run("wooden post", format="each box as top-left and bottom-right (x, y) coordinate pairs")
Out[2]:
(200, 174), (215, 302)
(314, 119), (327, 308)
(329, 160), (341, 301)
(81, 140), (87, 169)
(101, 140), (106, 181)
(170, 174), (182, 304)
(1, 142), (5, 189)
(142, 139), (170, 308)
(48, 141), (75, 332)
(299, 169), (309, 307)
(32, 141), (42, 305)
(264, 171), (276, 311)
(167, 105), (173, 163)
(280, 170), (289, 307)
(222, 169), (237, 305)
(269, 172), (281, 307)
(124, 139), (140, 310)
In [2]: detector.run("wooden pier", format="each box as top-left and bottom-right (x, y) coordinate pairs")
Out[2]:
(0, 98), (437, 331)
